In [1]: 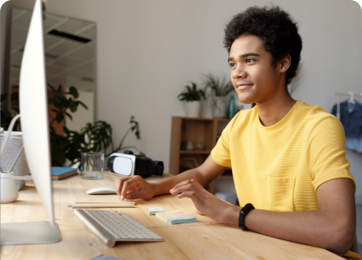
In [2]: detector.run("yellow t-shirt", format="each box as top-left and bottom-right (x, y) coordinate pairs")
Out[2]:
(211, 100), (356, 211)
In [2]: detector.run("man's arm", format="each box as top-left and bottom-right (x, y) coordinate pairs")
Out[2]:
(172, 178), (356, 254)
(243, 178), (356, 254)
(153, 156), (226, 196)
(116, 155), (226, 200)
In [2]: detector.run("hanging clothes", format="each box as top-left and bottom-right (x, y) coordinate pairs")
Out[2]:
(345, 136), (362, 153)
(331, 99), (362, 153)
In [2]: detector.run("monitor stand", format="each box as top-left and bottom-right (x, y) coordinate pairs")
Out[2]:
(1, 221), (61, 245)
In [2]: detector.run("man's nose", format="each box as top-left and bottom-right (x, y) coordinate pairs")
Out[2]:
(232, 66), (247, 79)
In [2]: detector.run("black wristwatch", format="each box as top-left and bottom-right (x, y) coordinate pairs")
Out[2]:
(238, 203), (255, 231)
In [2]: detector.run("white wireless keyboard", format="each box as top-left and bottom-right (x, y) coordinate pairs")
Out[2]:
(75, 209), (163, 247)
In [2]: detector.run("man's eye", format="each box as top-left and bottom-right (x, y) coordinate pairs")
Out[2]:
(245, 59), (254, 63)
(229, 63), (236, 68)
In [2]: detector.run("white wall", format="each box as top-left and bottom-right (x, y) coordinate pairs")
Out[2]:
(66, 90), (94, 132)
(9, 0), (362, 202)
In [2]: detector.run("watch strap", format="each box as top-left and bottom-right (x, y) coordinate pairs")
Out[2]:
(238, 203), (255, 231)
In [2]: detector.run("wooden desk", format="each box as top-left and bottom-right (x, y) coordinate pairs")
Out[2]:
(1, 172), (342, 260)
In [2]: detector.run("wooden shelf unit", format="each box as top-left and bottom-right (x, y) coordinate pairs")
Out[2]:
(169, 116), (230, 175)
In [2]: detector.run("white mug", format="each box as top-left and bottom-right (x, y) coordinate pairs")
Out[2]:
(1, 172), (19, 203)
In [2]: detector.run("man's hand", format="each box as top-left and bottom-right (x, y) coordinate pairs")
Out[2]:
(115, 175), (155, 201)
(114, 155), (225, 202)
(170, 179), (239, 224)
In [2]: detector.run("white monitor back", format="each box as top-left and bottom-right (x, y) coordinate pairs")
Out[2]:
(19, 0), (54, 225)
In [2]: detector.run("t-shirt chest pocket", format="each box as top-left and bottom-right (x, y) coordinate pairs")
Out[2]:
(267, 176), (295, 212)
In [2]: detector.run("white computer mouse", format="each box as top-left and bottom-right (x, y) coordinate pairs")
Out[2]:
(86, 187), (117, 195)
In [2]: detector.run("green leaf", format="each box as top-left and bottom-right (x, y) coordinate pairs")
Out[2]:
(70, 103), (78, 113)
(47, 83), (56, 92)
(49, 125), (56, 133)
(201, 73), (234, 98)
(63, 126), (69, 134)
(192, 82), (196, 91)
(178, 82), (204, 102)
(68, 86), (79, 98)
(56, 114), (64, 123)
(59, 95), (67, 106)
(78, 101), (88, 110)
(65, 112), (73, 120)
(48, 98), (55, 104)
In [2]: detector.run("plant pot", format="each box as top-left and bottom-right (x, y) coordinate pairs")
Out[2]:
(212, 96), (227, 118)
(184, 101), (201, 117)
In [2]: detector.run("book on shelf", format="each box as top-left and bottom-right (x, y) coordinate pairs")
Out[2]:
(51, 167), (78, 181)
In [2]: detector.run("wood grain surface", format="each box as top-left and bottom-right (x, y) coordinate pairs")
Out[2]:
(0, 172), (342, 260)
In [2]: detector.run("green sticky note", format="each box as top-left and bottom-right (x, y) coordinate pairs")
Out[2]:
(149, 207), (163, 215)
(156, 211), (197, 225)
(167, 216), (196, 225)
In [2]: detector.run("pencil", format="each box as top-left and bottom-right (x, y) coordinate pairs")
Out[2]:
(74, 201), (135, 205)
(69, 203), (135, 208)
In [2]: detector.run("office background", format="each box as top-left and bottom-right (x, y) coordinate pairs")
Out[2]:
(1, 0), (362, 204)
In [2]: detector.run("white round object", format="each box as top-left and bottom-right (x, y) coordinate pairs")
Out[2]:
(1, 172), (19, 203)
(86, 187), (116, 195)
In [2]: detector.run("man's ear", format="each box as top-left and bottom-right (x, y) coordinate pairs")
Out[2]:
(279, 54), (291, 73)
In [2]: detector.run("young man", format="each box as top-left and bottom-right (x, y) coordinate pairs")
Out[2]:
(115, 6), (358, 257)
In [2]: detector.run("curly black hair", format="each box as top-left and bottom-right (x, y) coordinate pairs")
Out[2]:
(224, 6), (302, 86)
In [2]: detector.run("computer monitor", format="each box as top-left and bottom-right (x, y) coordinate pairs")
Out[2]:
(0, 0), (61, 244)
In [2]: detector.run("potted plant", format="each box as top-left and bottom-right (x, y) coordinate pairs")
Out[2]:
(177, 82), (205, 117)
(1, 83), (144, 167)
(47, 84), (144, 166)
(202, 73), (234, 118)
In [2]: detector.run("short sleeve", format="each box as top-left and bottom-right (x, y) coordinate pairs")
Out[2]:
(309, 116), (356, 191)
(210, 117), (236, 167)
